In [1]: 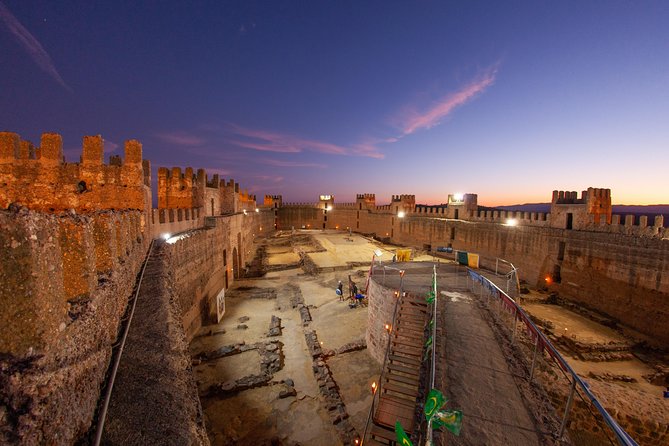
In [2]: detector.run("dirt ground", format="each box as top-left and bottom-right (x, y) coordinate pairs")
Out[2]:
(189, 232), (667, 445)
(190, 231), (388, 446)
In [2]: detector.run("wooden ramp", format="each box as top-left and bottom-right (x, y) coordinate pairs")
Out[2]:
(368, 294), (428, 445)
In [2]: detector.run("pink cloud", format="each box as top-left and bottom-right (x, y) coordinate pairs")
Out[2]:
(155, 131), (207, 146)
(226, 123), (384, 158)
(262, 159), (327, 168)
(400, 68), (497, 135)
(0, 2), (70, 91)
(104, 140), (120, 153)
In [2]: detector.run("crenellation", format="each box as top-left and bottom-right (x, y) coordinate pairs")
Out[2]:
(82, 135), (104, 165)
(639, 215), (648, 228)
(0, 132), (20, 162)
(40, 132), (63, 163)
(0, 132), (148, 211)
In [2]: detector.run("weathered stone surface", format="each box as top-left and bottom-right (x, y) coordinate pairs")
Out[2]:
(268, 315), (282, 337)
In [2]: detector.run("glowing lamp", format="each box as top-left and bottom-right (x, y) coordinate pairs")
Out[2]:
(162, 233), (171, 240)
(371, 382), (377, 393)
(545, 276), (552, 284)
(506, 218), (518, 227)
(255, 208), (259, 212)
(397, 211), (406, 218)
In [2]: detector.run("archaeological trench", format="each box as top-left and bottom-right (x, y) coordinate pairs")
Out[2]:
(1, 132), (668, 445)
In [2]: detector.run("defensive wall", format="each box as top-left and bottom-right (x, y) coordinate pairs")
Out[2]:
(277, 188), (669, 345)
(0, 132), (273, 444)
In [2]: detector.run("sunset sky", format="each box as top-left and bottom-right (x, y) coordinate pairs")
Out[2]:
(1, 1), (668, 206)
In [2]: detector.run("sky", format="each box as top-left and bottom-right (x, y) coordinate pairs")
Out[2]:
(1, 1), (668, 206)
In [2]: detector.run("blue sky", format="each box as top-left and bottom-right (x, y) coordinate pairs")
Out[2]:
(1, 1), (668, 206)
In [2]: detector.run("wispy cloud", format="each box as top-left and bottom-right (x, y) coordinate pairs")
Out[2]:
(155, 131), (207, 146)
(104, 139), (120, 153)
(255, 174), (285, 183)
(226, 123), (362, 157)
(0, 2), (71, 91)
(400, 67), (498, 135)
(262, 159), (327, 168)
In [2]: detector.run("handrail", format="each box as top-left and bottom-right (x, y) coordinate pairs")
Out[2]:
(93, 239), (155, 446)
(425, 265), (438, 444)
(467, 268), (638, 446)
(361, 271), (405, 444)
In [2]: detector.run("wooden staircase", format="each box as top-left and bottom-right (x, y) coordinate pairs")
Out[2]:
(367, 293), (429, 445)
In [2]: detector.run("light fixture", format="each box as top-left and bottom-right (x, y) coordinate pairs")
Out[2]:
(162, 233), (171, 240)
(384, 323), (391, 332)
(453, 193), (464, 201)
(243, 210), (248, 215)
(506, 218), (518, 227)
(371, 382), (377, 393)
(397, 211), (406, 218)
(255, 208), (259, 212)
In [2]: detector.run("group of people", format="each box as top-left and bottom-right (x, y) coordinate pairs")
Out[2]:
(337, 280), (366, 307)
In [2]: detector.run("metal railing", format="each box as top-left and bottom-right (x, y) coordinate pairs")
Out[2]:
(467, 268), (638, 446)
(424, 265), (438, 444)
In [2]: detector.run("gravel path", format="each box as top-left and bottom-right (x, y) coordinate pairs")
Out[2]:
(441, 290), (541, 445)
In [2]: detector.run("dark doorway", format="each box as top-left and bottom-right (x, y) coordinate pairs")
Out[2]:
(232, 247), (239, 279)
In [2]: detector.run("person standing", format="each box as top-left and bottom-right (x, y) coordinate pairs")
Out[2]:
(337, 281), (343, 301)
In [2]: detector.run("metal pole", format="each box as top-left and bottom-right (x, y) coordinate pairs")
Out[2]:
(529, 338), (540, 382)
(559, 376), (578, 438)
(511, 309), (518, 343)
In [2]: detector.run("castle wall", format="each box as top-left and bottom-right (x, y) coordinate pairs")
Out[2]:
(278, 201), (669, 345)
(0, 208), (148, 444)
(161, 211), (274, 340)
(0, 133), (148, 212)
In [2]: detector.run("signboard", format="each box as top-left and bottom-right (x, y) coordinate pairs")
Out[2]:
(319, 195), (333, 201)
(216, 288), (225, 323)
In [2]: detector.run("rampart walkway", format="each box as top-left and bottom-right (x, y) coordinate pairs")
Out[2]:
(441, 289), (540, 444)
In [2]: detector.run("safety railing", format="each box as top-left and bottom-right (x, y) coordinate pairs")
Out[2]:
(467, 268), (638, 446)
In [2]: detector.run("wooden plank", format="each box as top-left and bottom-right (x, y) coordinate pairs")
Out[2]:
(396, 320), (424, 330)
(385, 372), (419, 387)
(389, 354), (421, 367)
(386, 363), (420, 376)
(369, 424), (396, 443)
(391, 344), (422, 356)
(383, 382), (419, 398)
(393, 330), (423, 341)
(391, 338), (422, 349)
(397, 314), (425, 323)
(374, 397), (415, 433)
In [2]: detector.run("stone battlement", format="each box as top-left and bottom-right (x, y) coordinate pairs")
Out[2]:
(391, 194), (415, 202)
(356, 193), (376, 199)
(0, 132), (148, 212)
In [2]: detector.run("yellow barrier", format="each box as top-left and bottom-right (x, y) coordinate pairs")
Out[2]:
(396, 249), (412, 262)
